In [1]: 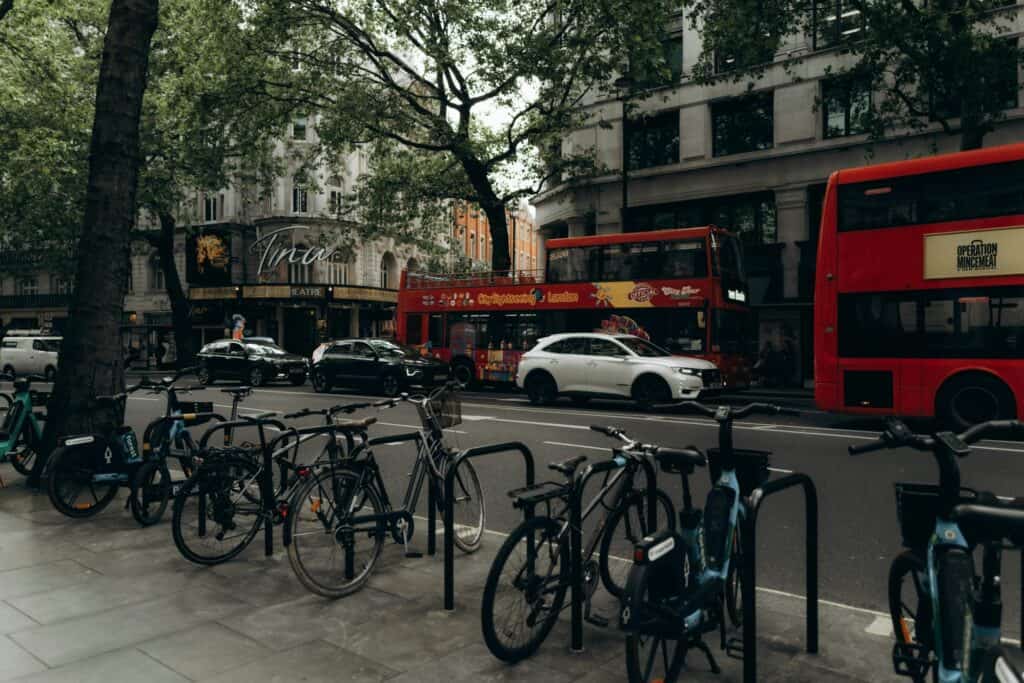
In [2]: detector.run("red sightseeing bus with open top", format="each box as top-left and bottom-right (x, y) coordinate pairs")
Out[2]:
(815, 143), (1024, 428)
(396, 226), (754, 390)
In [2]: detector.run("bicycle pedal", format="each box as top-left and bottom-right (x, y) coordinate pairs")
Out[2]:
(724, 637), (744, 660)
(892, 642), (930, 679)
(584, 613), (609, 628)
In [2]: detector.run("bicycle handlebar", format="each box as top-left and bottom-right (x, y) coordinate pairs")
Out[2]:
(676, 400), (800, 419)
(589, 424), (704, 465)
(848, 418), (1024, 456)
(282, 401), (373, 419)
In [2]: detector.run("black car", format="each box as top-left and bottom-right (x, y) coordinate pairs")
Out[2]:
(311, 338), (449, 397)
(196, 339), (308, 387)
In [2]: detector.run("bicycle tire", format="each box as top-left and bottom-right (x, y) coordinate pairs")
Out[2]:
(171, 457), (263, 565)
(889, 549), (933, 683)
(10, 441), (36, 476)
(286, 467), (385, 598)
(599, 488), (676, 599)
(47, 446), (119, 518)
(725, 526), (743, 628)
(129, 460), (171, 526)
(442, 459), (486, 554)
(481, 515), (568, 662)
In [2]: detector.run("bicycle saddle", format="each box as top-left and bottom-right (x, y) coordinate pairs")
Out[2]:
(654, 446), (705, 470)
(333, 417), (377, 431)
(548, 455), (587, 477)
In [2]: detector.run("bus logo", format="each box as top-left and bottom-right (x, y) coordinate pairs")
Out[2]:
(957, 239), (998, 273)
(628, 283), (656, 303)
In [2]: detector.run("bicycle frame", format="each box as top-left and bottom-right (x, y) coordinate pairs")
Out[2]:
(0, 384), (42, 462)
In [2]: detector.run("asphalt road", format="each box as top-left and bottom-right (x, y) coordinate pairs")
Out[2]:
(16, 378), (1024, 640)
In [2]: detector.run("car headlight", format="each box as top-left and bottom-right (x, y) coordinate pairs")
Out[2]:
(674, 367), (700, 376)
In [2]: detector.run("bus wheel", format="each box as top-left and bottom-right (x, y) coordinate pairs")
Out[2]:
(525, 372), (557, 406)
(937, 373), (1015, 431)
(452, 361), (475, 388)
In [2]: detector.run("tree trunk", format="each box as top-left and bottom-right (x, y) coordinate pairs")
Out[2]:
(155, 212), (194, 368)
(458, 155), (510, 272)
(30, 0), (159, 487)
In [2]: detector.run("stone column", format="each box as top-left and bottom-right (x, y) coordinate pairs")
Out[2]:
(774, 186), (809, 300)
(349, 305), (360, 337)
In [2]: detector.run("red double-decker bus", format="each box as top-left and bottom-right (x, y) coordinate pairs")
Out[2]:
(396, 226), (754, 389)
(815, 143), (1024, 428)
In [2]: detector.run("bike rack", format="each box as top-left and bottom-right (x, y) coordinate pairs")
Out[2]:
(740, 472), (819, 683)
(442, 441), (535, 611)
(569, 455), (659, 653)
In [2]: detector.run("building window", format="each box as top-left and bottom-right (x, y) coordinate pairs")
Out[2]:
(328, 190), (342, 214)
(149, 255), (164, 291)
(626, 110), (680, 170)
(293, 115), (307, 140)
(380, 252), (397, 289)
(812, 0), (864, 50)
(326, 256), (348, 285)
(16, 277), (38, 296)
(289, 245), (311, 283)
(633, 35), (684, 88)
(624, 191), (778, 245)
(203, 195), (218, 222)
(127, 267), (133, 293)
(50, 276), (71, 295)
(292, 183), (308, 213)
(931, 43), (1018, 120)
(822, 76), (870, 138)
(711, 92), (774, 157)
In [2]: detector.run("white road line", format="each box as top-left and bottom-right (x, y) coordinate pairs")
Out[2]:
(768, 467), (794, 474)
(865, 615), (892, 637)
(543, 441), (609, 451)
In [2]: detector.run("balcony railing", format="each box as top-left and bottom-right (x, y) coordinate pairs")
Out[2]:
(0, 294), (71, 309)
(404, 269), (547, 289)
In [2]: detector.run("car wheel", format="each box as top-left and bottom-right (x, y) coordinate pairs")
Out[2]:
(311, 369), (331, 393)
(381, 373), (401, 398)
(452, 361), (474, 388)
(525, 372), (557, 406)
(289, 374), (306, 386)
(633, 375), (671, 411)
(197, 366), (214, 386)
(43, 366), (56, 382)
(248, 366), (264, 387)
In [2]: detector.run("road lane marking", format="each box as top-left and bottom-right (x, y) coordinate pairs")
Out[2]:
(767, 467), (793, 474)
(543, 441), (608, 451)
(865, 615), (892, 637)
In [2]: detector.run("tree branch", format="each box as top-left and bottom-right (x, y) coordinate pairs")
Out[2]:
(0, 0), (13, 23)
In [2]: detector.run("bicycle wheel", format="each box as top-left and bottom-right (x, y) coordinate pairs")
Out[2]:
(725, 526), (744, 628)
(172, 457), (263, 565)
(625, 631), (687, 683)
(129, 460), (171, 526)
(888, 550), (933, 682)
(47, 446), (119, 518)
(286, 468), (385, 598)
(442, 459), (485, 553)
(10, 443), (36, 476)
(599, 488), (676, 599)
(481, 515), (569, 662)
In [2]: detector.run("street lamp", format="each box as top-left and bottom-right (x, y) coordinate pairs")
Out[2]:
(614, 73), (635, 232)
(510, 206), (518, 275)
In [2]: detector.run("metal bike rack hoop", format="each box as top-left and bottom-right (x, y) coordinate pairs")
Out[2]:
(740, 472), (819, 683)
(443, 441), (535, 611)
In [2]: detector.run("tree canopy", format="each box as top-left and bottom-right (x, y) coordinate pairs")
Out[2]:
(688, 0), (1024, 150)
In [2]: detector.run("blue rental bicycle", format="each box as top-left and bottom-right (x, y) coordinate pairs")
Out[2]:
(0, 373), (48, 479)
(618, 401), (796, 683)
(850, 418), (1024, 683)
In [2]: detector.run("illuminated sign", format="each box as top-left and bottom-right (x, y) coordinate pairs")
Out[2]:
(726, 288), (747, 302)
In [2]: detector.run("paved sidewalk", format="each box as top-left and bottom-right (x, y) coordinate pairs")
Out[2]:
(0, 466), (893, 682)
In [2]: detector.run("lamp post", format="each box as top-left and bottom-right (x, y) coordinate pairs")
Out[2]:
(614, 74), (635, 231)
(510, 205), (518, 275)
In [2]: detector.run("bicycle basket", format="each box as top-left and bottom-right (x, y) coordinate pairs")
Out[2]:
(894, 482), (977, 549)
(419, 388), (461, 429)
(708, 448), (771, 496)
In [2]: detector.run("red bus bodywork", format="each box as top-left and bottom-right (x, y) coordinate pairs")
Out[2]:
(397, 226), (753, 388)
(815, 143), (1024, 420)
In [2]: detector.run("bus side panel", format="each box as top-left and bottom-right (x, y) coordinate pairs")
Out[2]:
(814, 174), (841, 411)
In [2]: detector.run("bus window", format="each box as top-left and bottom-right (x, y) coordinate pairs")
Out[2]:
(405, 314), (423, 345)
(600, 243), (632, 280)
(714, 234), (746, 283)
(547, 248), (586, 282)
(663, 240), (708, 278)
(714, 309), (756, 355)
(428, 313), (444, 347)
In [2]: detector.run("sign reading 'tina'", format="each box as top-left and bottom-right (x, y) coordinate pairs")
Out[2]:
(924, 226), (1024, 279)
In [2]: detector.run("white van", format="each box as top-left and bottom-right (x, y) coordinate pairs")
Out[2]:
(0, 334), (62, 380)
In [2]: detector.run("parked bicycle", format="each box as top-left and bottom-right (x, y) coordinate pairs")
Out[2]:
(284, 382), (486, 598)
(850, 418), (1024, 683)
(617, 401), (796, 683)
(170, 400), (374, 566)
(480, 425), (677, 662)
(0, 373), (48, 478)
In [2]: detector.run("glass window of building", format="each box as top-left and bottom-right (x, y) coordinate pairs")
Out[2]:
(292, 183), (308, 213)
(627, 110), (680, 170)
(823, 76), (870, 138)
(711, 93), (773, 157)
(15, 277), (38, 296)
(293, 116), (307, 140)
(812, 0), (865, 50)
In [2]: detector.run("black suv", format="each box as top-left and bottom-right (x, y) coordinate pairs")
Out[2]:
(311, 338), (449, 397)
(196, 339), (308, 387)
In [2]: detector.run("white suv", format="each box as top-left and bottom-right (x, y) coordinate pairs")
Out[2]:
(515, 333), (721, 409)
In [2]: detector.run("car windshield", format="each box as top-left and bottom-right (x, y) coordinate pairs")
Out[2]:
(245, 342), (288, 356)
(36, 339), (61, 352)
(615, 336), (672, 357)
(369, 340), (419, 358)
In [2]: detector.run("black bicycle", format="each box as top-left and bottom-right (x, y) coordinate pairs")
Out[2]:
(480, 425), (677, 662)
(284, 382), (485, 598)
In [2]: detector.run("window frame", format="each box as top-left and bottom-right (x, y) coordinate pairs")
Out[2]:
(822, 76), (871, 139)
(626, 110), (680, 170)
(711, 92), (774, 157)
